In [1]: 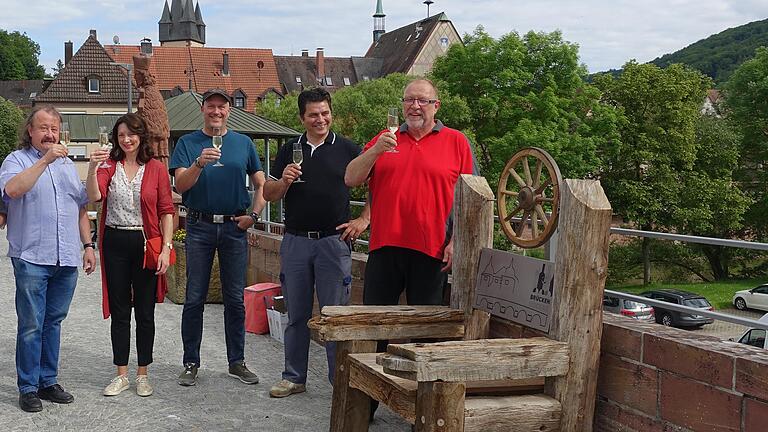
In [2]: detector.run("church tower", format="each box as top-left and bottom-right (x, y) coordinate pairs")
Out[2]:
(373, 0), (385, 43)
(158, 0), (206, 47)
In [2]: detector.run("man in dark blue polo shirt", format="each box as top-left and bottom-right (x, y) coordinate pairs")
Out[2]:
(263, 88), (369, 398)
(169, 88), (267, 387)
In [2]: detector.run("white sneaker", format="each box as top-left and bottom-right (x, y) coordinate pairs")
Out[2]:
(103, 375), (130, 396)
(135, 375), (153, 397)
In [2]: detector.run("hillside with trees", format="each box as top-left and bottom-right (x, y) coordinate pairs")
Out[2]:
(650, 18), (768, 84)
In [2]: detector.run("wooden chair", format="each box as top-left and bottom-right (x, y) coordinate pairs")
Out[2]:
(310, 175), (611, 431)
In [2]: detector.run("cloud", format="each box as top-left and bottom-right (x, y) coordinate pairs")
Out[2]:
(3, 0), (768, 73)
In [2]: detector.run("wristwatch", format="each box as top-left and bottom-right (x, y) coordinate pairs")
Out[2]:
(83, 242), (96, 249)
(250, 212), (260, 224)
(165, 242), (173, 250)
(194, 156), (204, 169)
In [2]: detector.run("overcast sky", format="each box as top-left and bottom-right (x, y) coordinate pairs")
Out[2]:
(2, 0), (768, 75)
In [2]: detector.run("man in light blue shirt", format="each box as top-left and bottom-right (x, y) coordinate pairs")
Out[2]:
(0, 106), (96, 413)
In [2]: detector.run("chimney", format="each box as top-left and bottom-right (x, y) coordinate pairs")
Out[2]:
(316, 48), (325, 85)
(140, 38), (153, 55)
(89, 29), (97, 40)
(301, 49), (309, 57)
(64, 41), (73, 65)
(222, 51), (229, 76)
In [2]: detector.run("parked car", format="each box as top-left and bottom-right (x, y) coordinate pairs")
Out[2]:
(603, 295), (655, 322)
(733, 284), (768, 312)
(640, 289), (714, 328)
(731, 313), (768, 350)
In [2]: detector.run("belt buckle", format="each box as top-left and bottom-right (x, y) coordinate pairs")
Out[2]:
(213, 214), (225, 224)
(308, 231), (321, 239)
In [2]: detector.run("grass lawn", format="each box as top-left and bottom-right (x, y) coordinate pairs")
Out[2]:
(607, 279), (766, 310)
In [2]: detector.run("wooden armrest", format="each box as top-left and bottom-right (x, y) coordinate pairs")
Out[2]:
(308, 305), (465, 342)
(377, 337), (570, 382)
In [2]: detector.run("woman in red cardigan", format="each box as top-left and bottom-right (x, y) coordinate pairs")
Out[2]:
(86, 113), (174, 398)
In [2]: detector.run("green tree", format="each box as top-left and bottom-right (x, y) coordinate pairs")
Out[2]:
(51, 59), (65, 78)
(0, 96), (24, 161)
(724, 47), (768, 237)
(0, 30), (45, 80)
(678, 116), (751, 279)
(594, 62), (713, 283)
(431, 27), (621, 186)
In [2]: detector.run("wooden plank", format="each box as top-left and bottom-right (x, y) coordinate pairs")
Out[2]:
(379, 338), (569, 382)
(464, 394), (561, 432)
(544, 179), (611, 432)
(464, 309), (490, 340)
(451, 175), (495, 320)
(415, 381), (466, 432)
(350, 353), (543, 396)
(310, 305), (465, 342)
(330, 340), (376, 432)
(317, 323), (464, 342)
(349, 354), (416, 424)
(319, 305), (464, 322)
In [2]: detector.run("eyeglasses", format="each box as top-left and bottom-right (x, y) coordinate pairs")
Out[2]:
(401, 98), (437, 106)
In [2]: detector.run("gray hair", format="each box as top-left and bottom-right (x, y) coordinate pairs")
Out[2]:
(18, 105), (62, 150)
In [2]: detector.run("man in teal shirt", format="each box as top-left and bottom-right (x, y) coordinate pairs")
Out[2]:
(169, 89), (267, 386)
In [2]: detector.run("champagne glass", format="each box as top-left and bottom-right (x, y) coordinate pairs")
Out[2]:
(292, 142), (305, 183)
(212, 127), (223, 167)
(98, 126), (112, 169)
(386, 108), (399, 153)
(60, 122), (70, 147)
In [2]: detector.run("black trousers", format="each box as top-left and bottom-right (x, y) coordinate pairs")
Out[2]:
(363, 246), (446, 306)
(103, 227), (157, 367)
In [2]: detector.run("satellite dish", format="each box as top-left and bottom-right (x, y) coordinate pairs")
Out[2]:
(257, 61), (264, 69)
(113, 35), (120, 44)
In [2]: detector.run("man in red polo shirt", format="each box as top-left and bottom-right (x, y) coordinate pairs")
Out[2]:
(345, 78), (475, 307)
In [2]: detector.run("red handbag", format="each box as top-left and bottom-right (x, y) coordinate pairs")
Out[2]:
(143, 235), (177, 270)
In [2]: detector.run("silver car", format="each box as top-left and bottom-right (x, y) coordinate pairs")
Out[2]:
(603, 295), (655, 322)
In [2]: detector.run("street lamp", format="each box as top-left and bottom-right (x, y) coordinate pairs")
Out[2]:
(109, 62), (133, 112)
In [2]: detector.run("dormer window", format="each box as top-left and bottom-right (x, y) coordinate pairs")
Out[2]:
(87, 76), (101, 93)
(233, 89), (247, 109)
(343, 77), (351, 86)
(325, 76), (333, 86)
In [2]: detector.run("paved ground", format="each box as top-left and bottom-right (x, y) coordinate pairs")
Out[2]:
(0, 235), (408, 432)
(686, 307), (764, 340)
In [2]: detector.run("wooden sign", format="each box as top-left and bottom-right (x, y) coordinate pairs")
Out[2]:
(474, 247), (554, 332)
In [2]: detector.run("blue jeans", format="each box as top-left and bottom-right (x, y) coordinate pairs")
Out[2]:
(181, 216), (248, 367)
(12, 258), (77, 394)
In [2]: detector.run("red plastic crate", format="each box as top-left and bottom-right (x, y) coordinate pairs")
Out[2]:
(244, 283), (281, 334)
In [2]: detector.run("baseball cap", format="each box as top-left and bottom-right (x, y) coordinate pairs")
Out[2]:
(201, 88), (232, 104)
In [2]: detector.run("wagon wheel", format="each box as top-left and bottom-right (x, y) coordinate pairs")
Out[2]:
(497, 147), (562, 248)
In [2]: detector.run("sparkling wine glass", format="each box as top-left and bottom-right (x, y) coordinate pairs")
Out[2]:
(98, 126), (112, 168)
(386, 108), (399, 153)
(292, 142), (305, 183)
(60, 122), (70, 147)
(212, 127), (223, 166)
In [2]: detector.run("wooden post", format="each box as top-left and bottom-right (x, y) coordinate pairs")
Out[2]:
(415, 381), (466, 432)
(450, 175), (494, 340)
(331, 340), (376, 432)
(544, 179), (611, 432)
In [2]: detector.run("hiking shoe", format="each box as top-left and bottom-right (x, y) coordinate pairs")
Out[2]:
(19, 392), (42, 412)
(228, 361), (259, 384)
(269, 379), (306, 398)
(178, 363), (198, 386)
(136, 375), (153, 397)
(103, 375), (130, 396)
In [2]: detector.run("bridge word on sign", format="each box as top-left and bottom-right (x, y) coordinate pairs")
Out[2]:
(474, 247), (555, 332)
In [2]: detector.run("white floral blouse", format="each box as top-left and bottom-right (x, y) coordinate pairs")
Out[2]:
(105, 162), (145, 228)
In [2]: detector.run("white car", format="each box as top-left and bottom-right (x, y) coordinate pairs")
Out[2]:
(733, 284), (768, 311)
(733, 313), (768, 350)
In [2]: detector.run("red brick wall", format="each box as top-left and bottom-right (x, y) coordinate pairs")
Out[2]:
(594, 314), (768, 432)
